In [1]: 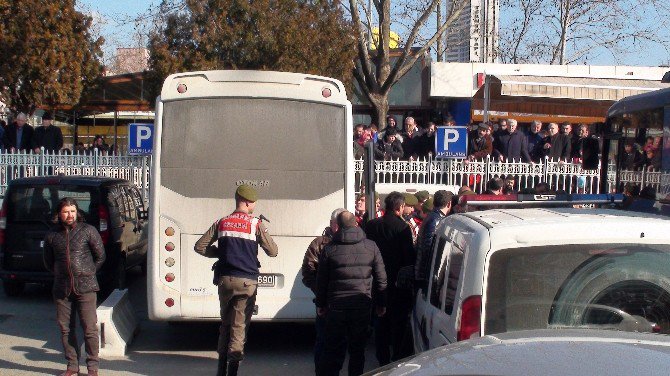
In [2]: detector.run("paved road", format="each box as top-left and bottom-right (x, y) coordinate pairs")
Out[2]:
(0, 268), (380, 375)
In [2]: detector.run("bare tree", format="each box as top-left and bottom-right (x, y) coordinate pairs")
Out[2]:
(499, 0), (670, 64)
(349, 0), (468, 128)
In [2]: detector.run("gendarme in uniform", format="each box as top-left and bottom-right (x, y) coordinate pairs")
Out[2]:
(194, 185), (278, 376)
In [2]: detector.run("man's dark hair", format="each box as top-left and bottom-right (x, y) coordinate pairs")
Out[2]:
(56, 197), (84, 224)
(640, 185), (657, 200)
(487, 177), (503, 192)
(433, 190), (453, 209)
(384, 192), (405, 212)
(534, 182), (549, 193)
(336, 211), (358, 229)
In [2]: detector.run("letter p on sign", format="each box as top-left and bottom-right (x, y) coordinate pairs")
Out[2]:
(442, 129), (459, 150)
(137, 125), (151, 147)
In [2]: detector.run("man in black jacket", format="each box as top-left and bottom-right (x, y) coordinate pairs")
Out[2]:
(33, 112), (64, 153)
(542, 122), (572, 161)
(365, 192), (415, 365)
(316, 211), (387, 376)
(3, 113), (34, 152)
(43, 197), (106, 376)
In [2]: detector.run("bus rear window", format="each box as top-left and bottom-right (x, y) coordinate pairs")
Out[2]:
(8, 185), (97, 223)
(485, 244), (670, 336)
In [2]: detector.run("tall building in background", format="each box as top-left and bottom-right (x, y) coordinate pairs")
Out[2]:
(106, 48), (150, 76)
(445, 0), (498, 63)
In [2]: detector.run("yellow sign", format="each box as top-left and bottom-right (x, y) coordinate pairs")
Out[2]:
(370, 27), (400, 50)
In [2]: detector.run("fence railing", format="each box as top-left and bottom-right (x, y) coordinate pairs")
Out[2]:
(1, 151), (667, 200)
(354, 156), (670, 195)
(0, 149), (151, 199)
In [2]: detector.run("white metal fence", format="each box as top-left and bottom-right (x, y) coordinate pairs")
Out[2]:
(1, 151), (667, 200)
(354, 156), (670, 195)
(0, 149), (151, 199)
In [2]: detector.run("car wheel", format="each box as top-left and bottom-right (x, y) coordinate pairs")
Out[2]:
(3, 280), (25, 297)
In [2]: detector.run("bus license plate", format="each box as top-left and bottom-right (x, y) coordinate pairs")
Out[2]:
(258, 274), (278, 288)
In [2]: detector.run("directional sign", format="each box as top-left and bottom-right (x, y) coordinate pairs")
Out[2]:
(128, 123), (154, 155)
(435, 126), (468, 158)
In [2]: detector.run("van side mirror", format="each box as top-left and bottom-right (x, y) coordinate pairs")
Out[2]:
(137, 208), (149, 221)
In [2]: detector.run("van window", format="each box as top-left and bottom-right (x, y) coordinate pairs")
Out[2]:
(485, 244), (670, 336)
(8, 185), (96, 223)
(443, 241), (464, 314)
(112, 187), (131, 222)
(430, 236), (449, 307)
(122, 187), (137, 221)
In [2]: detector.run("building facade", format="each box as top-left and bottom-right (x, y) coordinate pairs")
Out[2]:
(445, 0), (499, 63)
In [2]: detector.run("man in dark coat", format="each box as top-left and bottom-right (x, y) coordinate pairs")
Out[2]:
(526, 120), (544, 162)
(467, 123), (493, 161)
(43, 197), (106, 376)
(316, 211), (387, 376)
(374, 128), (404, 160)
(365, 192), (415, 365)
(542, 122), (572, 161)
(573, 124), (600, 169)
(301, 208), (345, 372)
(498, 119), (531, 162)
(3, 113), (34, 152)
(33, 112), (64, 153)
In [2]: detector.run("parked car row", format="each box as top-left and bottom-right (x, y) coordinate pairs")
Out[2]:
(0, 176), (148, 297)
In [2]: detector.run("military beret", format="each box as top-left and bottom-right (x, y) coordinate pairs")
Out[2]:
(404, 193), (419, 206)
(236, 184), (258, 202)
(422, 197), (434, 212)
(414, 190), (430, 202)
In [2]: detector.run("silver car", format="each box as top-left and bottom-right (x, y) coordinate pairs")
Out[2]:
(367, 329), (670, 375)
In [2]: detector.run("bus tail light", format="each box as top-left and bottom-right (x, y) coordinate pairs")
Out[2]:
(98, 204), (110, 245)
(457, 295), (482, 341)
(165, 298), (174, 307)
(165, 273), (175, 282)
(165, 242), (175, 252)
(0, 199), (7, 246)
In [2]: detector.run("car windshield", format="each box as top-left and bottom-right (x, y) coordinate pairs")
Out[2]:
(8, 185), (97, 223)
(485, 244), (670, 336)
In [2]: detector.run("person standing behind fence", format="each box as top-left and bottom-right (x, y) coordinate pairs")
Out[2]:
(527, 120), (544, 162)
(43, 197), (106, 376)
(33, 112), (63, 153)
(301, 208), (346, 373)
(542, 123), (571, 161)
(0, 120), (5, 150)
(194, 185), (278, 376)
(3, 113), (34, 152)
(467, 123), (493, 161)
(316, 211), (387, 376)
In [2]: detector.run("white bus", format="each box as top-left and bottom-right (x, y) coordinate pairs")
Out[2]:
(147, 70), (354, 321)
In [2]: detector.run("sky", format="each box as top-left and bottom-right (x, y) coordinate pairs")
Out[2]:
(78, 0), (669, 68)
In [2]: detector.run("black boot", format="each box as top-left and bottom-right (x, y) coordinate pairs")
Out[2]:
(226, 361), (239, 376)
(216, 355), (227, 376)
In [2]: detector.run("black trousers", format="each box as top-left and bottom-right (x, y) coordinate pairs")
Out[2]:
(317, 308), (371, 376)
(374, 294), (413, 366)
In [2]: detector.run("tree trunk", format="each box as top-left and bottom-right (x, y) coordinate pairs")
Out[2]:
(369, 93), (390, 130)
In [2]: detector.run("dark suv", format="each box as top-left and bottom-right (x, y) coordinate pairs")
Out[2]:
(0, 176), (148, 296)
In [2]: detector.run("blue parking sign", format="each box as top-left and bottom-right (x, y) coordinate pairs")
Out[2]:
(435, 126), (468, 158)
(128, 123), (154, 155)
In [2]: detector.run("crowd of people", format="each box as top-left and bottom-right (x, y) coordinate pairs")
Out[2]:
(0, 112), (116, 154)
(354, 116), (605, 167)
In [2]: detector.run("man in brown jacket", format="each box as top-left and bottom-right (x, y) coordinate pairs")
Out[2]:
(44, 197), (106, 376)
(301, 207), (345, 372)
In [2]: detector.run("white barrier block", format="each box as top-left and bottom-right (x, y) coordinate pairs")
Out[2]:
(97, 289), (139, 357)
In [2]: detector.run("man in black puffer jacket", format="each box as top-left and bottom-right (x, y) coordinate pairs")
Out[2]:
(44, 197), (106, 376)
(316, 211), (387, 376)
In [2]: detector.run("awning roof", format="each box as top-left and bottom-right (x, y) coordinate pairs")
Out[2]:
(492, 75), (670, 101)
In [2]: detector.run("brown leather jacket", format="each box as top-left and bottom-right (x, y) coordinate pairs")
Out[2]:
(44, 222), (106, 298)
(301, 227), (334, 295)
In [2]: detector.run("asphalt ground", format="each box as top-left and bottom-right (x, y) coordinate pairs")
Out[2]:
(0, 268), (380, 376)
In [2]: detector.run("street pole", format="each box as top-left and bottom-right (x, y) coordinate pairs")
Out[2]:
(483, 74), (491, 123)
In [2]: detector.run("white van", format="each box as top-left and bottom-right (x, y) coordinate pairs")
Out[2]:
(412, 207), (670, 353)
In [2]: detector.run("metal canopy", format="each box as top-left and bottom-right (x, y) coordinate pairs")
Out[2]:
(492, 75), (670, 101)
